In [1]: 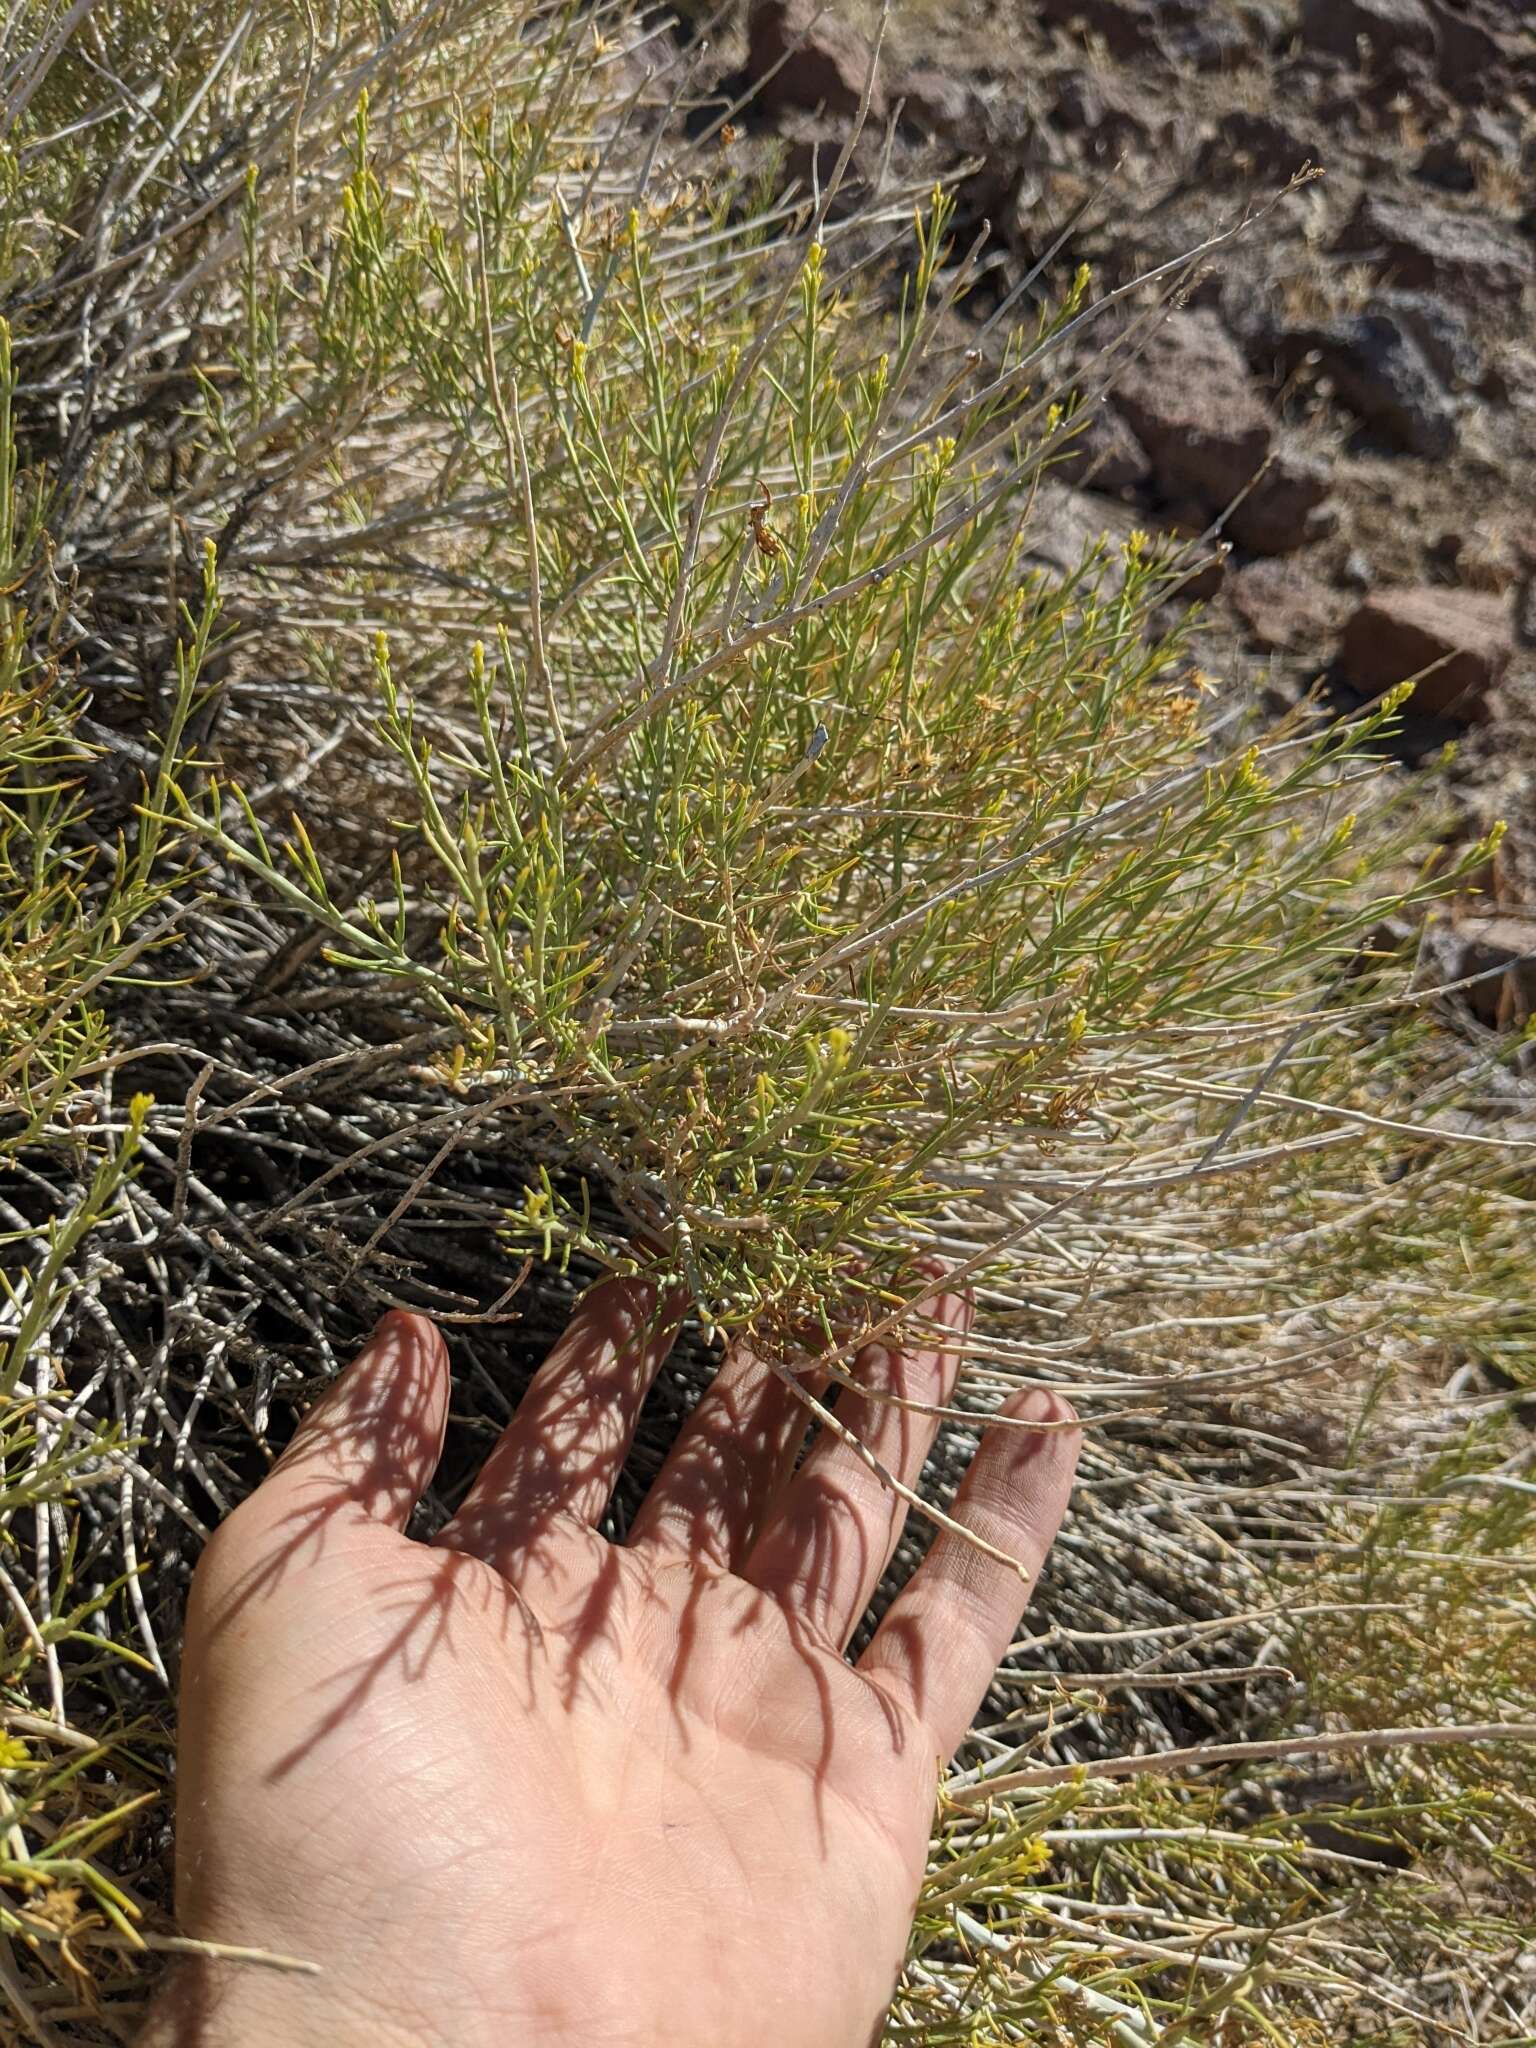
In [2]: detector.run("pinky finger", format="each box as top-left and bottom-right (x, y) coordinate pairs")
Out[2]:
(858, 1387), (1080, 1762)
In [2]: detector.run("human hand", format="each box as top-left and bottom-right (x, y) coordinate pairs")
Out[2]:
(141, 1274), (1078, 2048)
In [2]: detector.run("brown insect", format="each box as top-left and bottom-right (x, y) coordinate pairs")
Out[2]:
(748, 479), (783, 560)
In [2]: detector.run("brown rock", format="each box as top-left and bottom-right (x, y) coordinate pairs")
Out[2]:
(1147, 499), (1227, 598)
(1340, 586), (1513, 722)
(1274, 307), (1458, 458)
(1333, 192), (1529, 300)
(1427, 0), (1505, 95)
(1438, 916), (1536, 1031)
(1196, 108), (1319, 182)
(1225, 447), (1335, 556)
(747, 0), (887, 122)
(1454, 680), (1536, 915)
(1051, 69), (1151, 157)
(1051, 69), (1104, 131)
(1414, 118), (1513, 192)
(1229, 560), (1348, 652)
(776, 115), (879, 206)
(1112, 310), (1273, 513)
(1036, 0), (1152, 58)
(1358, 42), (1448, 120)
(1018, 482), (1132, 596)
(1298, 0), (1437, 66)
(1490, 768), (1536, 914)
(1373, 290), (1485, 393)
(894, 67), (977, 140)
(1053, 404), (1151, 494)
(1518, 565), (1536, 651)
(1163, 17), (1251, 71)
(1041, 0), (1261, 64)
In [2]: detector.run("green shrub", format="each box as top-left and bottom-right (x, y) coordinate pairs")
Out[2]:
(1, 0), (1532, 2038)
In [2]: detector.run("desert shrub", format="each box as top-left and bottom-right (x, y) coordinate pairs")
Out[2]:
(0, 0), (1532, 2039)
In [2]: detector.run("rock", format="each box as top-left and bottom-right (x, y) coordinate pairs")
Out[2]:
(1298, 0), (1437, 67)
(1196, 108), (1318, 182)
(1039, 0), (1252, 66)
(1436, 916), (1536, 1030)
(1035, 0), (1151, 58)
(1415, 135), (1478, 191)
(1274, 50), (1353, 96)
(1225, 447), (1335, 555)
(1050, 69), (1150, 156)
(1051, 70), (1102, 131)
(1341, 550), (1374, 591)
(776, 116), (871, 204)
(747, 0), (887, 122)
(1456, 679), (1536, 916)
(894, 67), (977, 141)
(1518, 565), (1536, 651)
(1487, 704), (1536, 913)
(1463, 106), (1520, 156)
(1279, 309), (1458, 457)
(1054, 404), (1152, 494)
(1430, 528), (1466, 574)
(1359, 43), (1447, 119)
(1416, 112), (1518, 189)
(1236, 0), (1291, 47)
(1229, 559), (1349, 651)
(1159, 495), (1208, 535)
(1427, 0), (1504, 96)
(1176, 556), (1227, 602)
(1018, 481), (1132, 595)
(1455, 529), (1520, 595)
(1160, 18), (1251, 71)
(1333, 192), (1529, 299)
(1153, 501), (1227, 598)
(1218, 276), (1289, 359)
(1373, 290), (1487, 392)
(938, 94), (1055, 247)
(1430, 530), (1518, 598)
(1340, 586), (1513, 721)
(1108, 310), (1335, 553)
(1111, 310), (1273, 513)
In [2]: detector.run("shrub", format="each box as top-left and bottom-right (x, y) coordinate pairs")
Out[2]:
(1, 0), (1532, 2038)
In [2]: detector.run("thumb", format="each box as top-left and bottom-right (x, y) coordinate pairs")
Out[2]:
(261, 1309), (450, 1533)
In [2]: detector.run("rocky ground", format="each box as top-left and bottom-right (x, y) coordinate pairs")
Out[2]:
(701, 0), (1536, 1037)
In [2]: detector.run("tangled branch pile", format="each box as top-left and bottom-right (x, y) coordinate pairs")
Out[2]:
(1, 0), (1533, 2039)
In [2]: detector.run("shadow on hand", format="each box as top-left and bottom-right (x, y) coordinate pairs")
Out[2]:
(195, 1303), (931, 1837)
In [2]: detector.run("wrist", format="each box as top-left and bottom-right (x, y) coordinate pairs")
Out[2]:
(138, 1959), (417, 2048)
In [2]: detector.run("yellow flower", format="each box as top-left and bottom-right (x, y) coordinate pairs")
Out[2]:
(1012, 1835), (1051, 1879)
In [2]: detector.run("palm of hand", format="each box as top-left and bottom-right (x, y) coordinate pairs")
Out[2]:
(162, 1283), (1077, 2048)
